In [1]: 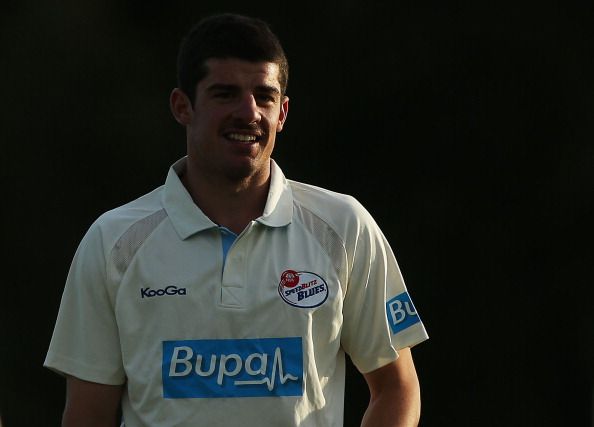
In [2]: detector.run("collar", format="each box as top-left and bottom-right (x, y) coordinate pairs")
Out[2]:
(257, 159), (293, 228)
(162, 157), (293, 240)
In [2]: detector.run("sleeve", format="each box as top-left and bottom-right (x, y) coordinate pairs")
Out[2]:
(340, 211), (428, 374)
(43, 222), (126, 385)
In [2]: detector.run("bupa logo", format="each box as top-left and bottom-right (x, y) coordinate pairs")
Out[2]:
(141, 285), (187, 298)
(162, 337), (303, 399)
(386, 292), (421, 334)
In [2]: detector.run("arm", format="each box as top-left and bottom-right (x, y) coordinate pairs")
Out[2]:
(360, 348), (421, 427)
(62, 376), (124, 427)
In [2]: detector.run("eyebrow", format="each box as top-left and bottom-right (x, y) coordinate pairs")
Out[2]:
(206, 84), (239, 93)
(255, 85), (281, 95)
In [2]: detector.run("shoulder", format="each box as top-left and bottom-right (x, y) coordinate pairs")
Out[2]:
(86, 186), (167, 252)
(289, 180), (366, 213)
(288, 179), (377, 236)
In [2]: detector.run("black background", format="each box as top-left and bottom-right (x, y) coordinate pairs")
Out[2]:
(2, 1), (593, 426)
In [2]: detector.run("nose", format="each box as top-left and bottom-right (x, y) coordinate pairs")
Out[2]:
(232, 94), (261, 124)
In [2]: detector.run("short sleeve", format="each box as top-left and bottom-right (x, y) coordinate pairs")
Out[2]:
(44, 222), (125, 385)
(340, 216), (428, 374)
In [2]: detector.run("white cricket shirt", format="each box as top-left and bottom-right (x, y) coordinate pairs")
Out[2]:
(45, 158), (428, 426)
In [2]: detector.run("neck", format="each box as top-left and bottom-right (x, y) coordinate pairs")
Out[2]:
(182, 161), (271, 234)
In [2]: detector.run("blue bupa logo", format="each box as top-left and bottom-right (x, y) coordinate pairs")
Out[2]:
(162, 337), (303, 399)
(386, 292), (421, 334)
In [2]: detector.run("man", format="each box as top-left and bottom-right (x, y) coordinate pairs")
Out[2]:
(45, 13), (428, 427)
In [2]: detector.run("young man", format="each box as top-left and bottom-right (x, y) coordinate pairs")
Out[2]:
(45, 14), (428, 427)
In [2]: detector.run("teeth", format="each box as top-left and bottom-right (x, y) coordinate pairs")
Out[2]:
(227, 133), (257, 142)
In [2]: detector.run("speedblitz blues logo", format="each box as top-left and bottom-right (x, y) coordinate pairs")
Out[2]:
(162, 337), (303, 398)
(278, 270), (329, 308)
(386, 292), (421, 334)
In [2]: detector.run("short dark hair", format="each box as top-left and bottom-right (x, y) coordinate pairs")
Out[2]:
(177, 13), (289, 106)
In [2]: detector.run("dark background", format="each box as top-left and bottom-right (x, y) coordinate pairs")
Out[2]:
(2, 1), (593, 426)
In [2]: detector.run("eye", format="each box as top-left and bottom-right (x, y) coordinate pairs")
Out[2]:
(256, 93), (276, 104)
(213, 91), (234, 99)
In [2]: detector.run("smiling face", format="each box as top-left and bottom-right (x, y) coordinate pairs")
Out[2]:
(171, 58), (289, 186)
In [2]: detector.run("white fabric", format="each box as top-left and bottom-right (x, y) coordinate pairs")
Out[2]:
(45, 157), (428, 427)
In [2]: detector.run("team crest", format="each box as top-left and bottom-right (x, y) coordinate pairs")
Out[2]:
(278, 270), (328, 308)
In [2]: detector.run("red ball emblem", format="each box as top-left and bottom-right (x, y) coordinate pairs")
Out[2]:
(280, 270), (300, 288)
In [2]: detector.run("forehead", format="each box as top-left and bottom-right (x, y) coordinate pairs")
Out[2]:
(200, 58), (281, 91)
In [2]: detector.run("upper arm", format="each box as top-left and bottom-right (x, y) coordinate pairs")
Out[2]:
(340, 209), (429, 373)
(363, 348), (420, 400)
(62, 376), (124, 427)
(361, 348), (421, 426)
(45, 223), (125, 385)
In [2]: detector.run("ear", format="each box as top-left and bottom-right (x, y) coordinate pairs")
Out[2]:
(276, 96), (289, 132)
(169, 88), (194, 125)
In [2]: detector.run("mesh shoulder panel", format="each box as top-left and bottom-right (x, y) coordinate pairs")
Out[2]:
(111, 209), (168, 276)
(293, 202), (347, 288)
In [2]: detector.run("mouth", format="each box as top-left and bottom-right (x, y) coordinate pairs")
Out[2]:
(224, 132), (262, 144)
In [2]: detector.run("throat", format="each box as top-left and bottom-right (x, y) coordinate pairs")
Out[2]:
(181, 167), (270, 234)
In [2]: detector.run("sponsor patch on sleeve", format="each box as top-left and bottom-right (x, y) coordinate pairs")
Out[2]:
(386, 292), (421, 334)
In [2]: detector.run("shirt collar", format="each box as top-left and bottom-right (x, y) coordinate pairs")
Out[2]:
(257, 159), (293, 228)
(162, 157), (216, 240)
(162, 157), (293, 240)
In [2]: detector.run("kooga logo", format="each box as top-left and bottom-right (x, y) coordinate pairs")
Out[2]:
(162, 337), (303, 399)
(141, 285), (186, 298)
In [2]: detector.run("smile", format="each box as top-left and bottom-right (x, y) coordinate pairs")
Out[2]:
(225, 133), (260, 143)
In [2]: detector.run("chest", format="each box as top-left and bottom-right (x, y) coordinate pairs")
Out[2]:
(113, 224), (345, 340)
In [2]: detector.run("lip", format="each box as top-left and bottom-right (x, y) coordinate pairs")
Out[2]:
(222, 129), (264, 144)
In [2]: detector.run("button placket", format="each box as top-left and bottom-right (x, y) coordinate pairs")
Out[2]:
(219, 223), (252, 308)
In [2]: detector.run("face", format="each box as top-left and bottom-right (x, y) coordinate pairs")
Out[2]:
(171, 58), (289, 185)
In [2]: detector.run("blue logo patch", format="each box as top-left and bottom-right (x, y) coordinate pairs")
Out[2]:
(386, 292), (421, 334)
(162, 337), (303, 399)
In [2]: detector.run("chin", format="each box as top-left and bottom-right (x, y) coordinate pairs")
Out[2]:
(224, 163), (256, 181)
(224, 159), (268, 183)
